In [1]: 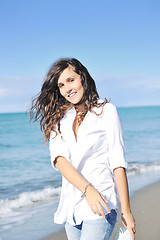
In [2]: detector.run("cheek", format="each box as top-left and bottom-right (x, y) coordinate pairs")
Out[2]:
(59, 88), (65, 97)
(80, 85), (84, 95)
(77, 82), (84, 91)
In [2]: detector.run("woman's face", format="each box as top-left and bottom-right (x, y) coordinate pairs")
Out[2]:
(57, 66), (84, 105)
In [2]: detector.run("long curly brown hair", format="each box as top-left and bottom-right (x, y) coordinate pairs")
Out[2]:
(30, 58), (108, 143)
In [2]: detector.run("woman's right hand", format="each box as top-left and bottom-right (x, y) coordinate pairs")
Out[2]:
(55, 157), (110, 218)
(85, 185), (110, 218)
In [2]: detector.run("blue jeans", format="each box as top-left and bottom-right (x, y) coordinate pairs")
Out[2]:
(65, 209), (117, 240)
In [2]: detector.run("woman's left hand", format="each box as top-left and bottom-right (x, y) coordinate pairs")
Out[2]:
(121, 211), (136, 240)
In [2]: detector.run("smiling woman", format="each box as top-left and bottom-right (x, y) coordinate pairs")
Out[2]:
(30, 58), (102, 143)
(57, 67), (84, 107)
(29, 58), (135, 240)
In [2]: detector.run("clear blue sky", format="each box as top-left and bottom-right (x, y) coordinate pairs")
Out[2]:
(0, 0), (160, 112)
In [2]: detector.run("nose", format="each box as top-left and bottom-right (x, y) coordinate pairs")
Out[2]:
(65, 84), (72, 93)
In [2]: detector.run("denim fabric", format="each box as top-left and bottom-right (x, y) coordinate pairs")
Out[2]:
(65, 209), (117, 240)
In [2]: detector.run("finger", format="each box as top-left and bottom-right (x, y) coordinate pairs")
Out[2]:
(99, 194), (110, 213)
(91, 203), (105, 218)
(101, 195), (109, 203)
(132, 226), (136, 234)
(100, 199), (111, 213)
(96, 204), (106, 218)
(129, 230), (135, 240)
(133, 222), (136, 233)
(90, 205), (97, 215)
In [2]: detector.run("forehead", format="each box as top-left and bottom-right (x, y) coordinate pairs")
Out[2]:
(57, 66), (79, 83)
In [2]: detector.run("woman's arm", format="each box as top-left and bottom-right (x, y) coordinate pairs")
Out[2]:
(113, 167), (136, 240)
(55, 156), (110, 217)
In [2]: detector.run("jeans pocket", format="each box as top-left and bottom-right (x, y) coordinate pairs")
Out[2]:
(105, 209), (117, 226)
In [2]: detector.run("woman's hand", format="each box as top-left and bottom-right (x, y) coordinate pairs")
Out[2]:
(121, 211), (136, 240)
(85, 185), (110, 218)
(55, 157), (110, 218)
(113, 167), (136, 240)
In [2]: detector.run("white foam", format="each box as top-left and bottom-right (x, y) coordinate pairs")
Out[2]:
(0, 187), (61, 216)
(127, 162), (160, 176)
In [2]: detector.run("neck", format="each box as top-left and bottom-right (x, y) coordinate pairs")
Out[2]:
(74, 103), (85, 112)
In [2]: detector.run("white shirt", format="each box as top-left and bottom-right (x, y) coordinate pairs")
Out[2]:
(49, 102), (127, 225)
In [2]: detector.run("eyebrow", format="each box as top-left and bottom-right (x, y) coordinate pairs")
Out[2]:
(57, 76), (74, 86)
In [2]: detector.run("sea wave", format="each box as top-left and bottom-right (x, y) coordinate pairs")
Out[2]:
(1, 163), (160, 216)
(127, 162), (160, 175)
(0, 187), (61, 216)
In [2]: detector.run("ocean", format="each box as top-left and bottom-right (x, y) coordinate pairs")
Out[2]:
(0, 106), (160, 240)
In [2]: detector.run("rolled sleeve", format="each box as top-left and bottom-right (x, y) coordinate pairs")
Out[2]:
(104, 103), (128, 172)
(49, 130), (70, 170)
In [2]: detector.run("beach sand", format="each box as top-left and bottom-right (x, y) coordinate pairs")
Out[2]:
(40, 180), (160, 240)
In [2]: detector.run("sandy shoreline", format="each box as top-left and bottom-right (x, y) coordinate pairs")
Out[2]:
(40, 180), (160, 240)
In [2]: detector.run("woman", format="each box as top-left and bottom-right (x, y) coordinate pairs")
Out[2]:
(30, 58), (135, 240)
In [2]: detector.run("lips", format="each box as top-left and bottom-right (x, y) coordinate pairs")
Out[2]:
(67, 92), (77, 98)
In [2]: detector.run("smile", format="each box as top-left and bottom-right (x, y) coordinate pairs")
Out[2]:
(67, 92), (77, 98)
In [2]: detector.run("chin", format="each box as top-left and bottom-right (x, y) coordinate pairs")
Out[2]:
(68, 98), (81, 105)
(73, 99), (84, 106)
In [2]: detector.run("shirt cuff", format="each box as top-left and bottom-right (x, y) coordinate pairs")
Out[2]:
(49, 132), (70, 170)
(109, 146), (128, 173)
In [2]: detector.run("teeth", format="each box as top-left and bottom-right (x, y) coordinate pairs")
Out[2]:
(68, 92), (76, 97)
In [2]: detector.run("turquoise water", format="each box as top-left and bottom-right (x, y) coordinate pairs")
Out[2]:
(0, 106), (160, 240)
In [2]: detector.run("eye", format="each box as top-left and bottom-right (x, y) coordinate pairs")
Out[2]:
(58, 83), (64, 88)
(69, 78), (74, 82)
